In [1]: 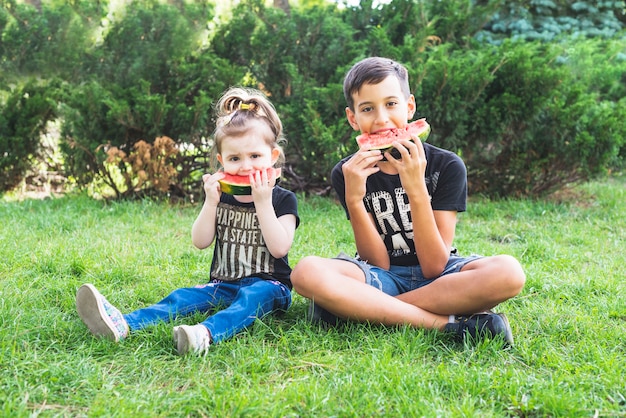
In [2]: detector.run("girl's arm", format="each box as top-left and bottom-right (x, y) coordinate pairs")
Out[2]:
(250, 169), (296, 258)
(191, 172), (223, 249)
(255, 209), (297, 258)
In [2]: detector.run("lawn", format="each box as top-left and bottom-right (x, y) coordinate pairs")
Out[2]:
(1, 176), (625, 417)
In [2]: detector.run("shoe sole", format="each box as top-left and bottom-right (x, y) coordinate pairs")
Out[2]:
(173, 325), (210, 355)
(76, 284), (123, 342)
(172, 326), (190, 355)
(496, 313), (514, 347)
(307, 300), (322, 322)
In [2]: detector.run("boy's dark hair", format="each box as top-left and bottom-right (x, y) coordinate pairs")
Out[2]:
(343, 57), (411, 111)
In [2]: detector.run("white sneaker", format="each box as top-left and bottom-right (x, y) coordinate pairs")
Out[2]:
(172, 324), (211, 355)
(76, 284), (129, 342)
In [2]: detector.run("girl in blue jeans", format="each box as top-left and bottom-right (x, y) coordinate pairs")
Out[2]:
(76, 87), (299, 355)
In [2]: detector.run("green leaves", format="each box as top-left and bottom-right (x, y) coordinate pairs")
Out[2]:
(0, 80), (58, 191)
(0, 0), (624, 198)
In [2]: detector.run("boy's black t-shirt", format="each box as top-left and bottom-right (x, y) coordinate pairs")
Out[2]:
(209, 186), (299, 288)
(331, 142), (467, 266)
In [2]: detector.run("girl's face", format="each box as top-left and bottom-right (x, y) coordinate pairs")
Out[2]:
(345, 75), (416, 135)
(217, 120), (279, 175)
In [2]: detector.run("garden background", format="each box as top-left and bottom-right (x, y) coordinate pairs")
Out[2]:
(1, 0), (625, 199)
(1, 0), (625, 416)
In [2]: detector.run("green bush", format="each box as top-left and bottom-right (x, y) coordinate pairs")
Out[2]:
(1, 0), (624, 198)
(0, 0), (102, 80)
(0, 80), (58, 191)
(477, 0), (626, 43)
(416, 40), (625, 196)
(57, 1), (244, 198)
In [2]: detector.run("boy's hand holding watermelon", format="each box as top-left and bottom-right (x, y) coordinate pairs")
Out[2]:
(356, 118), (430, 160)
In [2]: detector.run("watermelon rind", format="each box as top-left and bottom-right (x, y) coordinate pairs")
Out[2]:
(218, 169), (281, 195)
(218, 180), (252, 196)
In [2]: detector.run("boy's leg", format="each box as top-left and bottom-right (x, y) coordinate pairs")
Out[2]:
(200, 278), (292, 344)
(291, 256), (449, 330)
(396, 254), (525, 315)
(292, 256), (517, 344)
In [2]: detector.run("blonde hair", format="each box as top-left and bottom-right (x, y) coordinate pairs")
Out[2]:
(211, 87), (286, 168)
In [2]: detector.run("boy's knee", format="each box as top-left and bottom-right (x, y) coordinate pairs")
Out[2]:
(498, 254), (526, 295)
(292, 256), (316, 279)
(291, 256), (321, 293)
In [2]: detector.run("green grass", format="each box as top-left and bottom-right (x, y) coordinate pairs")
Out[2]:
(1, 176), (625, 417)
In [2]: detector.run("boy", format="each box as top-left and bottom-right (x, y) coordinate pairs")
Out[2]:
(291, 57), (525, 345)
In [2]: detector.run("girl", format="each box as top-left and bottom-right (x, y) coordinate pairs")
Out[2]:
(76, 87), (299, 355)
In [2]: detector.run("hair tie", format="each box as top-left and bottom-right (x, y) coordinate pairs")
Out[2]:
(239, 103), (251, 110)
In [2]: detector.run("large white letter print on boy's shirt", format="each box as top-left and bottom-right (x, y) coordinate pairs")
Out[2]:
(369, 188), (414, 253)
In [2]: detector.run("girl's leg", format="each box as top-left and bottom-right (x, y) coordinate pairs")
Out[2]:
(124, 281), (237, 331)
(201, 278), (291, 344)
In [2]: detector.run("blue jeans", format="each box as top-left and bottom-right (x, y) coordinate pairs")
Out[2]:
(335, 253), (483, 296)
(124, 277), (291, 344)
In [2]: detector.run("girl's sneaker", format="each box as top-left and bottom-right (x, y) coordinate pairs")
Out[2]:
(172, 325), (211, 355)
(76, 283), (129, 342)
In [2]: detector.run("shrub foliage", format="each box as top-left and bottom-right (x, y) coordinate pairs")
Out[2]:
(0, 80), (58, 191)
(1, 0), (624, 198)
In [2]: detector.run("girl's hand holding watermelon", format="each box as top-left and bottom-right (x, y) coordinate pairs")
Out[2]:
(201, 171), (226, 207)
(249, 166), (280, 203)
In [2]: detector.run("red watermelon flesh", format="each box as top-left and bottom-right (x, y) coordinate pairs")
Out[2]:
(218, 168), (281, 195)
(356, 118), (430, 151)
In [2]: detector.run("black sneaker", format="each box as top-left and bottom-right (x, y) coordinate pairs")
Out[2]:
(307, 300), (323, 322)
(444, 312), (514, 346)
(307, 300), (343, 327)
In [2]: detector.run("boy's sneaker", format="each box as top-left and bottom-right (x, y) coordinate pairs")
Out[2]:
(172, 325), (211, 355)
(308, 300), (323, 322)
(308, 300), (343, 327)
(444, 312), (514, 346)
(76, 283), (129, 342)
(495, 312), (514, 346)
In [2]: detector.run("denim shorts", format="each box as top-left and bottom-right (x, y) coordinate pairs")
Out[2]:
(334, 252), (483, 297)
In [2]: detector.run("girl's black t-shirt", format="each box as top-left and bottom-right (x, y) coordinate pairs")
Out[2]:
(210, 186), (299, 288)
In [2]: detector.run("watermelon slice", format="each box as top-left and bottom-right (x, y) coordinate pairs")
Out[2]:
(356, 118), (431, 158)
(218, 168), (281, 195)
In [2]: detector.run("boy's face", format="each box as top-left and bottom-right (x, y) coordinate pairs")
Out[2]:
(345, 75), (416, 135)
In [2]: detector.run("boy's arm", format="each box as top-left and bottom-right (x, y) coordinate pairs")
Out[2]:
(405, 182), (451, 277)
(347, 203), (390, 269)
(388, 139), (452, 278)
(341, 150), (390, 269)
